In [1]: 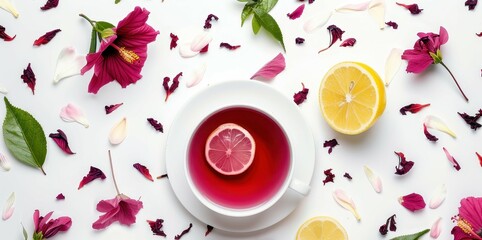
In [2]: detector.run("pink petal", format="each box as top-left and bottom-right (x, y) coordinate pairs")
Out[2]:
(430, 217), (442, 238)
(438, 26), (449, 45)
(443, 147), (461, 171)
(133, 163), (154, 181)
(190, 31), (212, 52)
(78, 166), (106, 190)
(401, 49), (433, 73)
(340, 38), (356, 47)
(250, 53), (286, 80)
(287, 4), (305, 20)
(60, 103), (89, 128)
(336, 1), (370, 12)
(2, 192), (15, 221)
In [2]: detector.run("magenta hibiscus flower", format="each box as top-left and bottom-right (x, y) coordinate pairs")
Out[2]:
(80, 7), (159, 94)
(32, 210), (72, 239)
(452, 197), (482, 240)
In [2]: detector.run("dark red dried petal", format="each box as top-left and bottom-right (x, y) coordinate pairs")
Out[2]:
(105, 103), (123, 114)
(0, 25), (16, 41)
(287, 4), (305, 20)
(343, 172), (352, 180)
(319, 25), (345, 53)
(33, 29), (61, 46)
(322, 168), (335, 185)
(399, 193), (426, 211)
(396, 2), (423, 14)
(394, 152), (414, 175)
(465, 0), (478, 10)
(162, 77), (170, 92)
(220, 42), (241, 50)
(174, 223), (193, 240)
(199, 43), (209, 53)
(133, 163), (154, 182)
(323, 138), (339, 154)
(423, 123), (438, 142)
(477, 32), (482, 37)
(309, 0), (314, 3)
(388, 214), (397, 231)
(399, 103), (430, 115)
(379, 214), (397, 235)
(156, 174), (168, 179)
(147, 118), (163, 132)
(49, 129), (75, 154)
(164, 72), (182, 101)
(147, 219), (166, 237)
(21, 63), (36, 94)
(458, 110), (482, 130)
(56, 193), (65, 200)
(78, 166), (106, 190)
(170, 33), (179, 50)
(40, 0), (59, 10)
(205, 225), (214, 236)
(385, 21), (399, 29)
(340, 38), (356, 47)
(476, 152), (482, 167)
(293, 83), (309, 105)
(204, 14), (219, 29)
(295, 37), (305, 44)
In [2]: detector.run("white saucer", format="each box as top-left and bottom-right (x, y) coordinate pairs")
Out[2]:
(165, 80), (315, 232)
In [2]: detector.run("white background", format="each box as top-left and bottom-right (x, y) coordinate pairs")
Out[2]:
(0, 0), (481, 239)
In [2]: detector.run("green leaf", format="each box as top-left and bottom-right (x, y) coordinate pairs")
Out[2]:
(253, 8), (285, 51)
(390, 229), (430, 240)
(115, 0), (121, 3)
(3, 97), (47, 175)
(95, 21), (115, 32)
(21, 223), (28, 240)
(89, 28), (97, 53)
(241, 4), (254, 27)
(252, 16), (261, 34)
(256, 0), (278, 12)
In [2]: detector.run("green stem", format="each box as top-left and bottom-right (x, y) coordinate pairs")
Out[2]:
(79, 14), (97, 28)
(108, 150), (121, 195)
(40, 167), (46, 176)
(440, 61), (469, 102)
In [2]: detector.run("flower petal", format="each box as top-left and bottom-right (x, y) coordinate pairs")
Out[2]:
(147, 219), (166, 236)
(40, 0), (59, 11)
(190, 31), (212, 52)
(287, 4), (305, 20)
(0, 153), (10, 171)
(333, 189), (361, 221)
(364, 165), (382, 193)
(133, 163), (154, 182)
(60, 103), (89, 128)
(2, 192), (14, 220)
(384, 48), (402, 86)
(303, 11), (333, 33)
(105, 103), (123, 114)
(21, 63), (36, 95)
(53, 47), (87, 83)
(340, 38), (356, 47)
(399, 103), (430, 115)
(147, 118), (163, 132)
(0, 0), (19, 18)
(179, 43), (200, 58)
(33, 29), (61, 46)
(49, 129), (75, 154)
(368, 0), (386, 29)
(476, 152), (482, 167)
(430, 217), (442, 238)
(0, 84), (7, 94)
(442, 147), (461, 171)
(429, 184), (446, 209)
(336, 1), (370, 12)
(293, 83), (309, 105)
(170, 33), (179, 50)
(250, 53), (286, 80)
(109, 118), (127, 145)
(424, 115), (456, 138)
(186, 62), (207, 88)
(78, 166), (106, 190)
(399, 193), (426, 211)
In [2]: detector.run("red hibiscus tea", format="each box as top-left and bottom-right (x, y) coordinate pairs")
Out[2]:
(188, 107), (291, 210)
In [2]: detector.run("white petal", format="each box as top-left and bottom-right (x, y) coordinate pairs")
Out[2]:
(186, 62), (207, 88)
(0, 0), (19, 18)
(109, 117), (127, 145)
(60, 103), (90, 128)
(0, 85), (7, 94)
(429, 184), (446, 209)
(336, 1), (370, 12)
(0, 153), (10, 171)
(424, 115), (456, 138)
(368, 0), (385, 29)
(2, 192), (15, 221)
(179, 43), (200, 58)
(53, 47), (87, 84)
(384, 48), (403, 86)
(430, 217), (442, 238)
(190, 31), (212, 52)
(333, 189), (361, 221)
(303, 11), (333, 33)
(364, 165), (382, 193)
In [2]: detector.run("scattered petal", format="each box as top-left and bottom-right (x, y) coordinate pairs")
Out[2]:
(293, 83), (309, 105)
(323, 139), (339, 154)
(287, 4), (305, 20)
(429, 184), (446, 209)
(379, 214), (397, 235)
(457, 109), (482, 130)
(199, 43), (209, 53)
(430, 217), (442, 238)
(423, 123), (439, 142)
(0, 85), (7, 94)
(78, 166), (106, 190)
(133, 163), (154, 182)
(385, 21), (398, 29)
(477, 32), (482, 37)
(0, 0), (19, 18)
(49, 129), (75, 154)
(394, 152), (415, 175)
(333, 189), (361, 221)
(53, 47), (86, 83)
(364, 165), (382, 193)
(465, 0), (477, 10)
(0, 25), (16, 41)
(476, 152), (482, 167)
(105, 103), (123, 114)
(205, 225), (214, 236)
(175, 223), (193, 240)
(318, 25), (345, 53)
(186, 62), (207, 88)
(56, 193), (65, 200)
(396, 2), (423, 14)
(170, 33), (179, 50)
(60, 103), (89, 128)
(442, 147), (461, 171)
(336, 1), (370, 12)
(33, 29), (61, 46)
(303, 11), (333, 33)
(250, 53), (286, 80)
(384, 48), (403, 86)
(343, 172), (352, 180)
(0, 153), (10, 171)
(21, 63), (36, 95)
(179, 43), (200, 58)
(340, 38), (356, 47)
(2, 192), (14, 220)
(147, 118), (163, 132)
(109, 117), (127, 145)
(220, 42), (241, 50)
(191, 31), (212, 52)
(163, 72), (182, 101)
(157, 174), (168, 179)
(368, 0), (386, 29)
(203, 14), (218, 29)
(399, 193), (426, 212)
(424, 115), (456, 138)
(92, 194), (143, 229)
(323, 168), (335, 185)
(295, 37), (305, 44)
(40, 0), (59, 10)
(399, 103), (430, 115)
(147, 219), (166, 236)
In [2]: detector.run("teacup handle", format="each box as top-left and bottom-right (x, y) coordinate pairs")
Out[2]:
(289, 178), (310, 196)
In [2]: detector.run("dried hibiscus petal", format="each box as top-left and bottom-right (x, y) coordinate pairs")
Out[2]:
(323, 138), (339, 154)
(399, 193), (426, 212)
(147, 219), (166, 237)
(105, 103), (123, 114)
(287, 4), (305, 20)
(476, 152), (482, 167)
(477, 32), (482, 37)
(78, 166), (106, 190)
(442, 147), (461, 171)
(340, 38), (356, 47)
(220, 42), (241, 50)
(163, 72), (182, 101)
(385, 21), (398, 29)
(199, 44), (209, 53)
(343, 172), (352, 180)
(147, 118), (163, 132)
(0, 25), (16, 41)
(295, 37), (305, 44)
(205, 225), (214, 236)
(56, 193), (65, 200)
(49, 129), (75, 154)
(33, 29), (61, 46)
(399, 103), (430, 115)
(170, 33), (179, 50)
(458, 109), (482, 130)
(319, 25), (345, 53)
(323, 168), (335, 185)
(294, 83), (309, 105)
(133, 163), (154, 182)
(21, 63), (36, 94)
(204, 14), (218, 29)
(423, 123), (439, 142)
(396, 2), (423, 14)
(465, 0), (478, 10)
(379, 214), (397, 235)
(175, 223), (193, 240)
(40, 0), (59, 10)
(394, 152), (414, 175)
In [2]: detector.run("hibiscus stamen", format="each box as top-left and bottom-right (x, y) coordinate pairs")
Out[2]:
(457, 217), (482, 239)
(110, 43), (140, 64)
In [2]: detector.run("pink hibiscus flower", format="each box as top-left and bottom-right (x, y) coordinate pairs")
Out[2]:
(451, 197), (482, 240)
(401, 26), (469, 102)
(33, 210), (72, 239)
(80, 7), (159, 94)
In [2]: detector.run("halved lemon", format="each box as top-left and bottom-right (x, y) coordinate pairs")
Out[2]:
(296, 216), (348, 240)
(319, 62), (386, 135)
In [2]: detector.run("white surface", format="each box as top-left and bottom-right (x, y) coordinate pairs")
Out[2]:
(0, 0), (481, 239)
